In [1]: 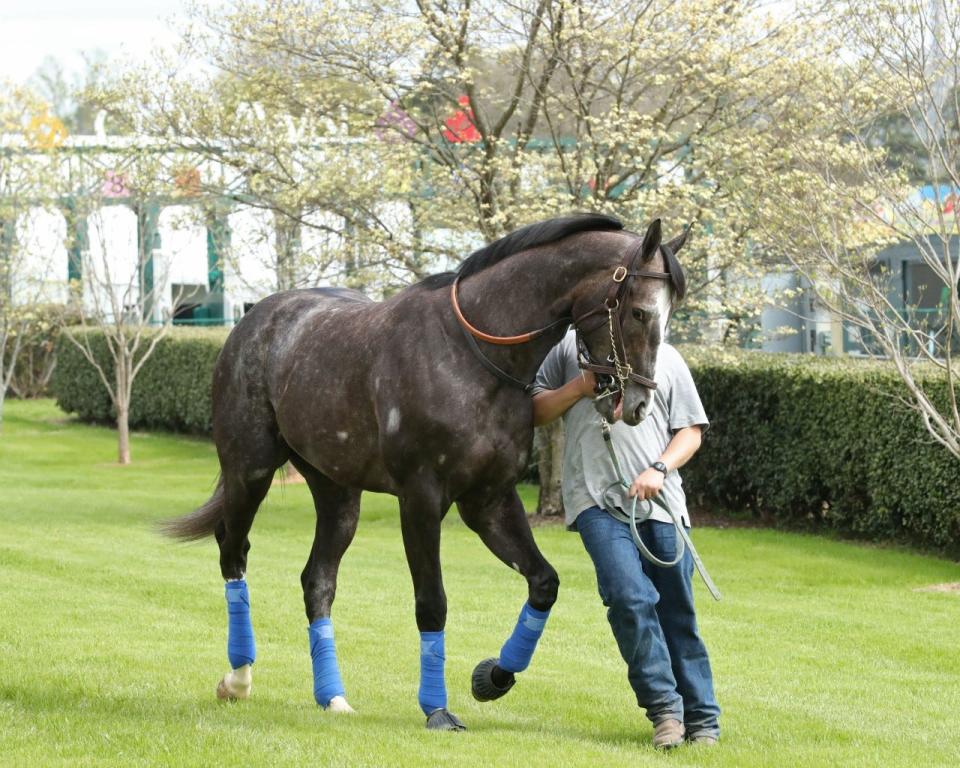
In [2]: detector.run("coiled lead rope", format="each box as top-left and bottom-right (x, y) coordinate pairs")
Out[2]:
(600, 419), (722, 601)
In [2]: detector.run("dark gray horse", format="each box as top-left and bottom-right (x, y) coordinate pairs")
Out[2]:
(165, 213), (687, 730)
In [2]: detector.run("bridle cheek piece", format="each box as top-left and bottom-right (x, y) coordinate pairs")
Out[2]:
(450, 238), (672, 394)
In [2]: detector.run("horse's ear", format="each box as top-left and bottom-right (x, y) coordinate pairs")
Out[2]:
(664, 224), (690, 254)
(641, 218), (661, 260)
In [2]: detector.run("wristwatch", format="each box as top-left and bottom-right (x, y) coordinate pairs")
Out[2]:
(651, 461), (668, 476)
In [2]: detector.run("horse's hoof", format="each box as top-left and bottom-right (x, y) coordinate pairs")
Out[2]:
(471, 657), (515, 702)
(216, 665), (252, 701)
(326, 695), (356, 714)
(425, 708), (467, 731)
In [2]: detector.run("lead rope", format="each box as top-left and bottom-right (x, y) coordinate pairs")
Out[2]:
(599, 420), (722, 602)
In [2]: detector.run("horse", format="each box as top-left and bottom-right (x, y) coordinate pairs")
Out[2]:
(164, 213), (688, 730)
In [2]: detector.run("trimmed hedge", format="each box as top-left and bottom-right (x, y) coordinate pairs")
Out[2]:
(52, 329), (960, 553)
(681, 347), (960, 556)
(53, 328), (229, 433)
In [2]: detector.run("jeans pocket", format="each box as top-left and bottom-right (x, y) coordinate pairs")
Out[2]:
(646, 522), (678, 562)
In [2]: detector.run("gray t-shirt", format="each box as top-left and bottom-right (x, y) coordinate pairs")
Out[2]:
(533, 331), (708, 529)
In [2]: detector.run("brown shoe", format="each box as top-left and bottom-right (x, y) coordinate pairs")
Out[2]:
(653, 718), (685, 750)
(687, 732), (718, 746)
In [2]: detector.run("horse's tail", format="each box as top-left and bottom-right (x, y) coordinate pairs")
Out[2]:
(161, 476), (225, 541)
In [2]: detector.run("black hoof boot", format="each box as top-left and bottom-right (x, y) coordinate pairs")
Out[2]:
(471, 657), (515, 702)
(425, 708), (467, 731)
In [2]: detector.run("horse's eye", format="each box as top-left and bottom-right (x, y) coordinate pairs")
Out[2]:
(632, 308), (648, 323)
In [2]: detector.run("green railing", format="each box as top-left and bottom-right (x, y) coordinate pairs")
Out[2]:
(171, 317), (229, 326)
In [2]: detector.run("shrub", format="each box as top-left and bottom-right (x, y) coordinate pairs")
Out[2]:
(52, 330), (960, 553)
(682, 346), (960, 555)
(3, 303), (79, 399)
(53, 327), (229, 433)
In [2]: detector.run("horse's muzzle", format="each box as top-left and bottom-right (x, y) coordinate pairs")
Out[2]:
(592, 387), (620, 423)
(619, 383), (653, 426)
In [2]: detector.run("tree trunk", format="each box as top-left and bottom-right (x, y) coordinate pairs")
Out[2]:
(535, 421), (565, 517)
(115, 360), (132, 465)
(1, 333), (17, 429)
(117, 402), (131, 465)
(283, 462), (304, 483)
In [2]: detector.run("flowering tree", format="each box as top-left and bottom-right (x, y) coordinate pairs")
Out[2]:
(0, 85), (65, 428)
(63, 148), (198, 464)
(763, 0), (960, 461)
(93, 0), (925, 503)
(101, 33), (429, 295)
(116, 0), (868, 512)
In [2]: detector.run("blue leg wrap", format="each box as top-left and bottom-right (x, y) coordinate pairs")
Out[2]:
(308, 618), (346, 708)
(418, 631), (447, 715)
(225, 579), (256, 669)
(498, 602), (550, 673)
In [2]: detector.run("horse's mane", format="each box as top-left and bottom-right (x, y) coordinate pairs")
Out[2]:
(420, 213), (624, 289)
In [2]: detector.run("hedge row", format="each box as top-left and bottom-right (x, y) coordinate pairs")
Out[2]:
(53, 328), (228, 433)
(52, 329), (960, 553)
(681, 346), (960, 555)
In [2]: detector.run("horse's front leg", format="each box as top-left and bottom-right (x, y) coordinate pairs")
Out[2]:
(457, 486), (560, 702)
(398, 480), (466, 731)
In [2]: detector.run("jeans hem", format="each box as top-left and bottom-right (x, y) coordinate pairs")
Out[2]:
(645, 704), (684, 726)
(686, 727), (721, 741)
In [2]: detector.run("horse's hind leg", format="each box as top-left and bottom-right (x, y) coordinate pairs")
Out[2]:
(457, 487), (560, 702)
(215, 467), (279, 701)
(398, 479), (466, 732)
(291, 457), (361, 714)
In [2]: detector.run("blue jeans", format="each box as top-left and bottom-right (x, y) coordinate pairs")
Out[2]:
(576, 506), (720, 737)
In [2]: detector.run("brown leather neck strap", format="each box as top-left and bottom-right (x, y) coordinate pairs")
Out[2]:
(450, 276), (570, 345)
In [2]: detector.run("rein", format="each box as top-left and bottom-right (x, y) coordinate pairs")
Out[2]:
(450, 237), (672, 393)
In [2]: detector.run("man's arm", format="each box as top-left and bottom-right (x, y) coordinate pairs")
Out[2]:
(532, 371), (595, 426)
(628, 425), (703, 500)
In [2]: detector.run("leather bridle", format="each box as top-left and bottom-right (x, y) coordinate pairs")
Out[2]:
(450, 237), (673, 394)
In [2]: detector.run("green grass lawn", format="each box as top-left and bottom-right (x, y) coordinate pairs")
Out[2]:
(1, 399), (959, 767)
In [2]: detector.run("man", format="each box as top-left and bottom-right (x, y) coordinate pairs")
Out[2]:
(532, 330), (720, 749)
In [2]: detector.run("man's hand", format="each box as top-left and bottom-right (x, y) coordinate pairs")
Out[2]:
(533, 370), (597, 426)
(628, 467), (665, 500)
(578, 370), (597, 397)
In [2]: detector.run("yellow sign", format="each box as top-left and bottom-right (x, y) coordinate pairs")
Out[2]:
(27, 113), (68, 149)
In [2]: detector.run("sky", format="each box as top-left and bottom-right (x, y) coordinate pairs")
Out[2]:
(0, 0), (191, 85)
